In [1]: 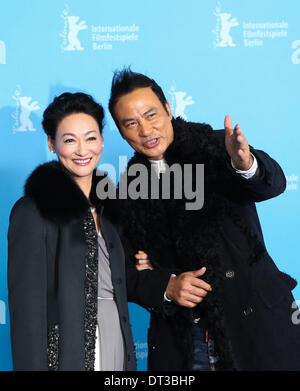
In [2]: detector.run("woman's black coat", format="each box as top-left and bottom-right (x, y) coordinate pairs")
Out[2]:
(7, 162), (140, 371)
(110, 117), (300, 371)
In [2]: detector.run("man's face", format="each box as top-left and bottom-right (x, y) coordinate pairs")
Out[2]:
(114, 87), (174, 160)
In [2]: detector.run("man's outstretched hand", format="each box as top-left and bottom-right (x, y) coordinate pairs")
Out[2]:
(224, 114), (253, 171)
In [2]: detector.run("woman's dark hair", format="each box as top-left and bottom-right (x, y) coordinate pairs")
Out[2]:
(109, 68), (168, 125)
(42, 92), (104, 139)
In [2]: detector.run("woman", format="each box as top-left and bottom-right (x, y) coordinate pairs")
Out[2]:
(7, 92), (137, 371)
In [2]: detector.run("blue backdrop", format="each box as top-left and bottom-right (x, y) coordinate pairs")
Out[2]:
(0, 0), (299, 371)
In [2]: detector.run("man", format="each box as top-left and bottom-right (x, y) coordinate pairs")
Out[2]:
(106, 68), (300, 370)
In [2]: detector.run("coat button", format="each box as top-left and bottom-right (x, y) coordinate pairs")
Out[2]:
(243, 306), (254, 316)
(115, 278), (122, 284)
(122, 315), (127, 323)
(225, 270), (235, 278)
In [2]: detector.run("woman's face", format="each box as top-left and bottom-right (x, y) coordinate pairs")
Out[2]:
(48, 112), (103, 180)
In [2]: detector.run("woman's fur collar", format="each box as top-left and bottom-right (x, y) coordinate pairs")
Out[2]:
(24, 160), (101, 224)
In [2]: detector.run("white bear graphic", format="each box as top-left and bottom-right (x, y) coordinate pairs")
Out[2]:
(217, 13), (239, 47)
(0, 40), (6, 64)
(65, 16), (88, 51)
(0, 301), (5, 325)
(18, 96), (40, 131)
(169, 88), (194, 121)
(291, 40), (300, 65)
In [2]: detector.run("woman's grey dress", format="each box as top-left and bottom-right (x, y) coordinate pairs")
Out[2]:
(95, 232), (125, 371)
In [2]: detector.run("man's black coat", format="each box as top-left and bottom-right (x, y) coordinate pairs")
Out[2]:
(109, 117), (300, 371)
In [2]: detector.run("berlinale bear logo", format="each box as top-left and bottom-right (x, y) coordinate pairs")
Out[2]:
(12, 86), (40, 132)
(0, 40), (6, 64)
(291, 40), (300, 64)
(0, 300), (6, 325)
(169, 83), (194, 121)
(213, 2), (239, 48)
(217, 13), (239, 47)
(65, 16), (88, 51)
(60, 5), (88, 52)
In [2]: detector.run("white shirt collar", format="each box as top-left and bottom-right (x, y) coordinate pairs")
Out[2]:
(148, 158), (168, 176)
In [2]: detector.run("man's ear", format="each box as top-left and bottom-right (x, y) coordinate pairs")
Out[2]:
(165, 101), (173, 120)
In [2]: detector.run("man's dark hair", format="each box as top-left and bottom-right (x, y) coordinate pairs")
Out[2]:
(42, 92), (104, 139)
(109, 68), (169, 125)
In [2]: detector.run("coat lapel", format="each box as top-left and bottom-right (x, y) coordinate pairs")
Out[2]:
(57, 222), (86, 370)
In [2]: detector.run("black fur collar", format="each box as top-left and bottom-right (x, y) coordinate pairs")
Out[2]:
(24, 160), (101, 224)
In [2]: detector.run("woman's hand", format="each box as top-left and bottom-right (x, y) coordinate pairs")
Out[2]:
(134, 250), (154, 271)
